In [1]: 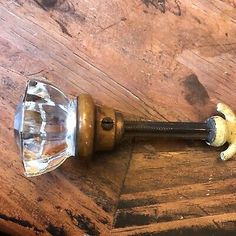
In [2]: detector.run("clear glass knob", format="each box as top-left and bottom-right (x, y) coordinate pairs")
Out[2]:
(14, 79), (77, 177)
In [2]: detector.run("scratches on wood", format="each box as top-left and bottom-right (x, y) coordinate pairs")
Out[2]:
(46, 223), (66, 236)
(142, 0), (166, 13)
(33, 0), (86, 22)
(0, 214), (43, 234)
(54, 19), (72, 37)
(97, 17), (127, 34)
(142, 0), (182, 16)
(66, 209), (100, 236)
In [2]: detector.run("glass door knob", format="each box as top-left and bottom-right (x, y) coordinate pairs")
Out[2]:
(14, 79), (236, 177)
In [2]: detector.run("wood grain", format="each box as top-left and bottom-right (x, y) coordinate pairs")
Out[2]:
(113, 140), (236, 235)
(0, 0), (236, 235)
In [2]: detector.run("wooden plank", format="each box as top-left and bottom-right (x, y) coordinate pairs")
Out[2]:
(115, 193), (236, 227)
(112, 213), (236, 235)
(0, 0), (236, 235)
(118, 178), (236, 208)
(113, 140), (236, 234)
(120, 150), (236, 194)
(0, 2), (134, 234)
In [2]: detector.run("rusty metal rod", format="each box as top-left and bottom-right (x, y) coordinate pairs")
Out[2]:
(124, 121), (211, 140)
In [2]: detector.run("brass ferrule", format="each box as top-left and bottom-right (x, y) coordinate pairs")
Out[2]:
(76, 94), (124, 160)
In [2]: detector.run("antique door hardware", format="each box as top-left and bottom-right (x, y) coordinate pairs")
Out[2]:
(14, 79), (236, 177)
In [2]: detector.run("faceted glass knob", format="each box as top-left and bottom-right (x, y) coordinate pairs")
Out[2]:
(14, 79), (77, 177)
(14, 79), (235, 177)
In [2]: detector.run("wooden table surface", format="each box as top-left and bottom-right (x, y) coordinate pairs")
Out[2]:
(1, 0), (236, 235)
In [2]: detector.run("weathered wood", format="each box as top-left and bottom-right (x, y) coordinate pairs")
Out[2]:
(113, 140), (236, 234)
(0, 0), (236, 235)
